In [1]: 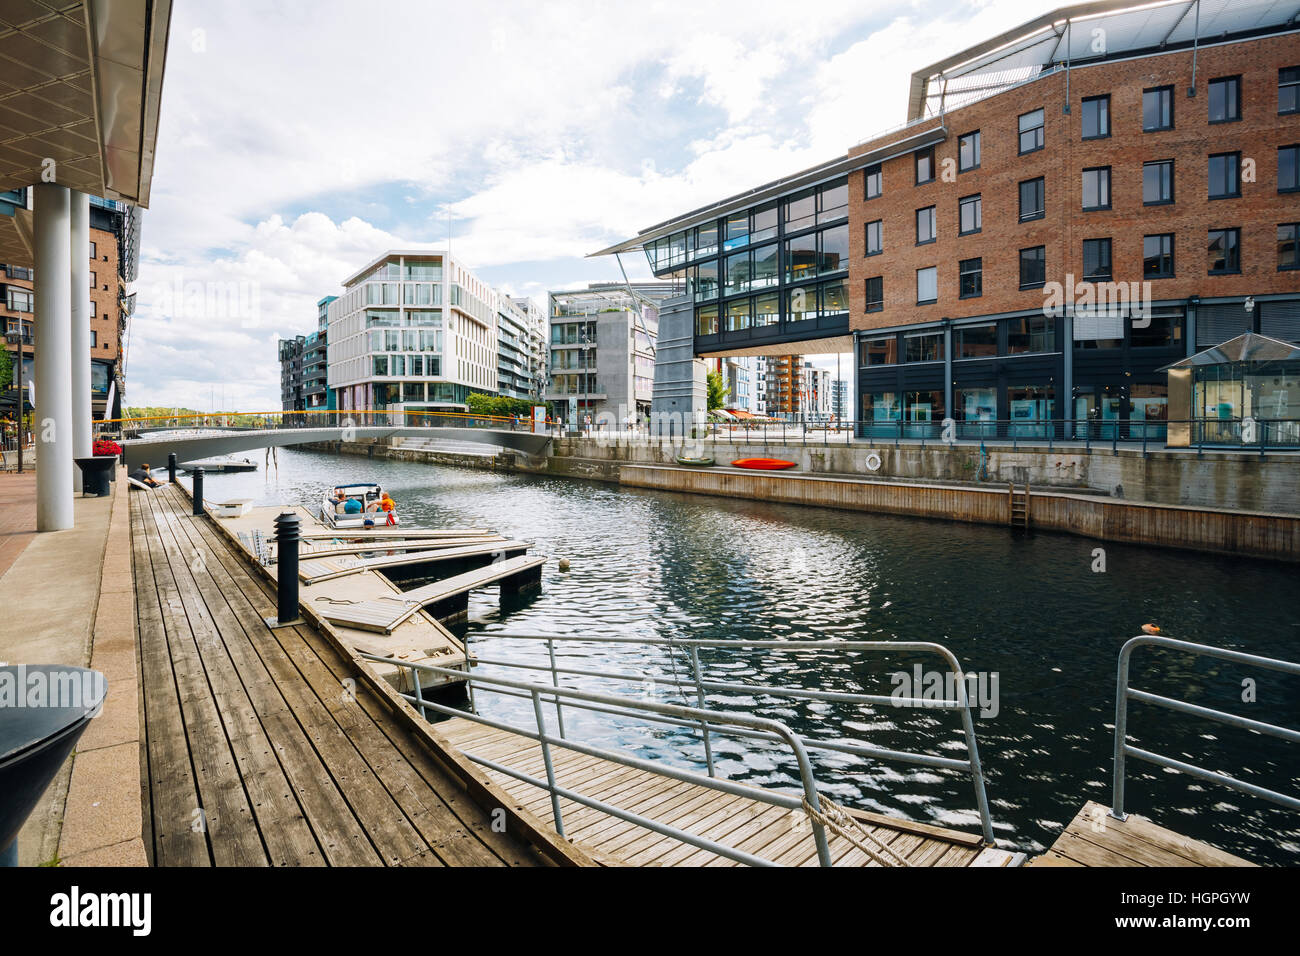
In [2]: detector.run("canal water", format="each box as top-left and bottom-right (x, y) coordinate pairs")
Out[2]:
(200, 448), (1300, 863)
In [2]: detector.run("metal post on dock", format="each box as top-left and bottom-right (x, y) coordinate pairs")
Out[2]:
(191, 466), (204, 515)
(167, 452), (177, 484)
(266, 511), (304, 628)
(689, 646), (716, 777)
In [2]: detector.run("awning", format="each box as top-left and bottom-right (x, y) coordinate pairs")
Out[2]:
(1160, 333), (1300, 370)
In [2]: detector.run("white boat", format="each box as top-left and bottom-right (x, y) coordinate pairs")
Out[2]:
(320, 483), (400, 529)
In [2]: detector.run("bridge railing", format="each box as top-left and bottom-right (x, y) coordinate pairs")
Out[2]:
(104, 407), (566, 437)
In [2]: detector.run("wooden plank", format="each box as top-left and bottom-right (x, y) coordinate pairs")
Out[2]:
(399, 555), (546, 606)
(299, 540), (533, 584)
(299, 536), (507, 559)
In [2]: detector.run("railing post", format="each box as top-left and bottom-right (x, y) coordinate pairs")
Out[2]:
(1112, 640), (1134, 821)
(547, 637), (566, 739)
(689, 646), (716, 778)
(532, 688), (565, 837)
(191, 466), (204, 515)
(273, 511), (300, 626)
(167, 452), (177, 484)
(411, 666), (426, 720)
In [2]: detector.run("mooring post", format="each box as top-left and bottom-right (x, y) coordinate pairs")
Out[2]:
(167, 452), (177, 485)
(191, 466), (204, 515)
(274, 511), (300, 626)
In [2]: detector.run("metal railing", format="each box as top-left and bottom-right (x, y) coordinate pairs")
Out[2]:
(360, 635), (996, 865)
(1112, 635), (1300, 822)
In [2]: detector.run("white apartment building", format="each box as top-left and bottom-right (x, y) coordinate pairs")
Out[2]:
(327, 251), (498, 413)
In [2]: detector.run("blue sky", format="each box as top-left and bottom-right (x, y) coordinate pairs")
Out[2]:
(127, 0), (1059, 410)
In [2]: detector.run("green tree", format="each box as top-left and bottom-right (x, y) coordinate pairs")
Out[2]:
(0, 347), (11, 394)
(706, 369), (729, 411)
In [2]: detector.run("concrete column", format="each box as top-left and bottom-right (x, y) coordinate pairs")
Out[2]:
(33, 183), (74, 531)
(70, 191), (91, 488)
(1062, 312), (1074, 440)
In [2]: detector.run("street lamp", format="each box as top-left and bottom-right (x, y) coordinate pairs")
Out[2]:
(5, 326), (23, 473)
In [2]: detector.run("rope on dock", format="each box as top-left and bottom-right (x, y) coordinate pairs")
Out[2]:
(800, 796), (910, 867)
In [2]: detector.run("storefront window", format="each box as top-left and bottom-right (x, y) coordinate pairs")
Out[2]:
(956, 387), (997, 438)
(904, 390), (945, 437)
(1130, 384), (1168, 440)
(861, 391), (901, 436)
(1008, 384), (1056, 438)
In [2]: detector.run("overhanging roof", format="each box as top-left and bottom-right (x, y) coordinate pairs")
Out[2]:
(1161, 333), (1300, 369)
(909, 0), (1300, 120)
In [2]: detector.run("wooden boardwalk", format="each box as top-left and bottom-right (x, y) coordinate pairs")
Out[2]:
(131, 485), (554, 867)
(435, 718), (1019, 867)
(1029, 801), (1255, 867)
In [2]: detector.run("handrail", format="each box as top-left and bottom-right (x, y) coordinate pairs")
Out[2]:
(1112, 635), (1300, 822)
(356, 654), (835, 866)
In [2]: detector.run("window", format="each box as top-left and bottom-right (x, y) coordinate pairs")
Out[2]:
(89, 271), (97, 287)
(1081, 95), (1110, 139)
(864, 276), (884, 312)
(1082, 167), (1111, 210)
(726, 298), (751, 332)
(818, 224), (850, 274)
(905, 332), (944, 363)
(783, 189), (816, 233)
(1083, 238), (1112, 282)
(373, 355), (389, 376)
(955, 324), (997, 359)
(915, 147), (935, 185)
(695, 221), (718, 258)
(751, 202), (779, 243)
(1143, 234), (1175, 279)
(864, 219), (882, 256)
(695, 305), (718, 335)
(1007, 315), (1055, 354)
(1019, 177), (1045, 222)
(916, 267), (937, 304)
(692, 260), (718, 301)
(1279, 145), (1300, 193)
(916, 206), (936, 244)
(1143, 160), (1174, 205)
(865, 164), (882, 199)
(725, 251), (751, 294)
(786, 285), (816, 322)
(724, 211), (749, 250)
(1279, 224), (1300, 271)
(959, 258), (983, 298)
(958, 130), (981, 171)
(821, 278), (848, 316)
(90, 331), (97, 348)
(752, 243), (779, 288)
(1019, 108), (1044, 154)
(958, 194), (982, 235)
(1142, 86), (1174, 131)
(6, 288), (32, 311)
(1020, 246), (1046, 289)
(860, 334), (896, 365)
(1208, 76), (1241, 123)
(818, 180), (848, 223)
(1208, 152), (1241, 199)
(1208, 228), (1240, 274)
(1282, 67), (1300, 115)
(89, 240), (96, 258)
(754, 291), (780, 326)
(89, 299), (96, 317)
(784, 234), (817, 282)
(1131, 307), (1184, 349)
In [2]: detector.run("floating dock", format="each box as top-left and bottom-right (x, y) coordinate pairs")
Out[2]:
(178, 458), (258, 473)
(1029, 800), (1255, 867)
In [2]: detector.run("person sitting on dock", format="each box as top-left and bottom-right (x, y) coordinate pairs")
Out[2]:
(129, 463), (161, 488)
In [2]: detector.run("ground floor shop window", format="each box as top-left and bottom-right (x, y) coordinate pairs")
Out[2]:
(956, 386), (997, 438)
(1130, 384), (1168, 440)
(903, 390), (945, 437)
(861, 391), (900, 436)
(1008, 384), (1056, 438)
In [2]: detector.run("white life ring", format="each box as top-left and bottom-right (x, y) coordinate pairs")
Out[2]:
(864, 451), (882, 472)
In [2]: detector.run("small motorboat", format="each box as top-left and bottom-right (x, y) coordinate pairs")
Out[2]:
(321, 483), (400, 529)
(675, 456), (715, 467)
(731, 458), (796, 470)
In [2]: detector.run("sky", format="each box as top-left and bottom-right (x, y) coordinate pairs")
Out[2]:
(128, 0), (1064, 411)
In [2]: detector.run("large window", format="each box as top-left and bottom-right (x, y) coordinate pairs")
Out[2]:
(726, 297), (751, 332)
(1081, 95), (1110, 139)
(751, 243), (779, 289)
(751, 202), (779, 243)
(1007, 385), (1056, 437)
(1280, 223), (1300, 271)
(916, 206), (936, 244)
(904, 331), (944, 363)
(1209, 152), (1241, 199)
(754, 291), (780, 326)
(958, 130), (981, 171)
(1019, 177), (1045, 221)
(692, 260), (718, 301)
(784, 233), (818, 282)
(1083, 238), (1112, 282)
(1143, 86), (1174, 131)
(725, 251), (750, 294)
(1279, 145), (1300, 193)
(818, 180), (848, 223)
(1007, 315), (1055, 354)
(1020, 246), (1046, 289)
(787, 285), (816, 323)
(1282, 67), (1300, 115)
(1208, 228), (1241, 274)
(860, 335), (897, 366)
(955, 324), (997, 359)
(864, 276), (884, 312)
(695, 305), (719, 335)
(1131, 307), (1183, 349)
(959, 258), (982, 298)
(1019, 108), (1044, 154)
(958, 194), (982, 235)
(1143, 160), (1174, 204)
(916, 266), (937, 304)
(821, 278), (848, 317)
(783, 189), (816, 234)
(916, 147), (935, 184)
(865, 219), (883, 256)
(865, 164), (882, 199)
(1208, 76), (1241, 123)
(694, 221), (718, 258)
(1143, 234), (1175, 279)
(1082, 167), (1111, 210)
(724, 211), (749, 251)
(818, 224), (850, 273)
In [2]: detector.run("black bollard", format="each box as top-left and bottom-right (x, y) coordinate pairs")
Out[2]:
(191, 467), (204, 515)
(274, 512), (300, 625)
(167, 452), (177, 485)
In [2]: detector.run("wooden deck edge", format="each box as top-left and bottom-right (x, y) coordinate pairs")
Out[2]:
(197, 492), (597, 868)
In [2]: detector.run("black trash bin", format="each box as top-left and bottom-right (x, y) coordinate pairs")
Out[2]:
(74, 455), (116, 497)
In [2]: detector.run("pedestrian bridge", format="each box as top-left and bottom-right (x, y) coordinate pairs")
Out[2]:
(120, 425), (551, 469)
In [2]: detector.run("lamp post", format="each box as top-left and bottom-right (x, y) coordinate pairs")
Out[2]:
(5, 327), (23, 473)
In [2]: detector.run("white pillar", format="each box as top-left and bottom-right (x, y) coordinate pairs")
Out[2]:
(71, 191), (91, 489)
(34, 183), (74, 531)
